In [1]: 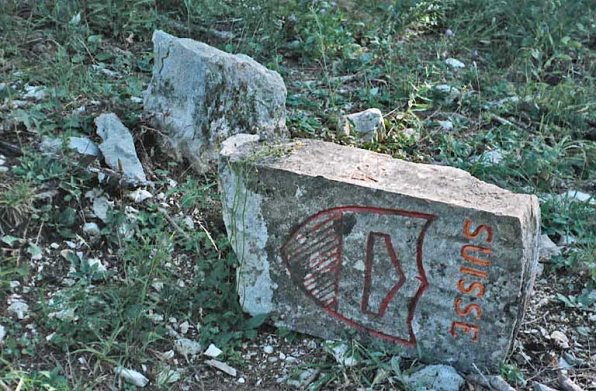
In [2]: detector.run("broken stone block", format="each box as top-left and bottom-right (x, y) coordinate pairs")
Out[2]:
(95, 113), (147, 183)
(144, 30), (288, 173)
(338, 108), (386, 142)
(219, 136), (540, 372)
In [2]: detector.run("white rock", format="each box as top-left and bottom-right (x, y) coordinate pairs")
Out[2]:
(204, 344), (223, 358)
(445, 58), (466, 69)
(238, 377), (246, 384)
(144, 30), (288, 173)
(204, 359), (237, 377)
(8, 300), (29, 319)
(0, 324), (6, 343)
(179, 321), (190, 334)
(69, 137), (100, 157)
(338, 108), (386, 142)
(437, 120), (454, 131)
(182, 216), (194, 230)
(263, 345), (274, 354)
(474, 150), (503, 164)
(174, 338), (202, 358)
(92, 196), (111, 222)
(95, 113), (147, 183)
(550, 330), (570, 349)
(83, 222), (101, 236)
(129, 189), (153, 203)
(404, 365), (464, 391)
(539, 234), (561, 260)
(555, 190), (595, 205)
(23, 84), (47, 100)
(327, 342), (358, 367)
(114, 366), (149, 388)
(40, 136), (63, 155)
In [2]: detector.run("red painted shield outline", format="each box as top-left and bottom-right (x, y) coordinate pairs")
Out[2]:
(281, 206), (436, 347)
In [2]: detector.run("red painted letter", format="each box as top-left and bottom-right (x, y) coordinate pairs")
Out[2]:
(463, 219), (493, 243)
(457, 278), (485, 298)
(451, 321), (480, 342)
(454, 298), (482, 320)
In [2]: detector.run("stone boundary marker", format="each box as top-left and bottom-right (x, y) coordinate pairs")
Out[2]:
(219, 136), (540, 372)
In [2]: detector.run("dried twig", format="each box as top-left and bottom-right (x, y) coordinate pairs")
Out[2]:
(157, 207), (192, 242)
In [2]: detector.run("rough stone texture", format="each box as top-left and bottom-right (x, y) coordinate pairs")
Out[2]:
(337, 108), (386, 142)
(95, 113), (147, 183)
(144, 30), (288, 173)
(403, 365), (464, 391)
(219, 136), (540, 372)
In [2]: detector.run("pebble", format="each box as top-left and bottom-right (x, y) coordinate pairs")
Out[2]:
(264, 345), (274, 354)
(7, 300), (29, 319)
(238, 377), (246, 384)
(83, 222), (101, 236)
(0, 324), (6, 343)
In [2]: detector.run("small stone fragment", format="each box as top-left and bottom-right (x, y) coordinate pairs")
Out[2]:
(533, 381), (558, 391)
(327, 341), (358, 367)
(539, 234), (562, 260)
(69, 137), (100, 157)
(204, 344), (223, 358)
(174, 338), (202, 358)
(263, 345), (274, 355)
(8, 300), (29, 319)
(287, 368), (319, 388)
(446, 58), (466, 68)
(438, 120), (454, 131)
(92, 196), (111, 223)
(403, 365), (464, 391)
(489, 376), (517, 391)
(129, 189), (153, 203)
(23, 84), (47, 100)
(114, 366), (149, 388)
(555, 190), (595, 205)
(204, 359), (237, 377)
(83, 222), (101, 236)
(0, 324), (6, 343)
(95, 113), (147, 183)
(337, 108), (386, 142)
(550, 331), (570, 349)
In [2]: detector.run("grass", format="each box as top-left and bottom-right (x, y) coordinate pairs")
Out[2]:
(0, 0), (595, 389)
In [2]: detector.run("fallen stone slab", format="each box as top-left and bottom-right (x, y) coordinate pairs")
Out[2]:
(219, 136), (540, 372)
(144, 30), (288, 173)
(95, 113), (147, 183)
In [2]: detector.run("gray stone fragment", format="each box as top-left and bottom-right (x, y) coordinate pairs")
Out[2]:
(95, 113), (147, 183)
(144, 30), (288, 173)
(532, 381), (558, 391)
(83, 222), (100, 236)
(338, 108), (386, 142)
(403, 365), (464, 391)
(114, 367), (149, 388)
(539, 234), (561, 260)
(69, 137), (100, 157)
(219, 138), (540, 372)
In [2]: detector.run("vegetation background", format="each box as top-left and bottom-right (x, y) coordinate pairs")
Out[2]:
(0, 0), (595, 389)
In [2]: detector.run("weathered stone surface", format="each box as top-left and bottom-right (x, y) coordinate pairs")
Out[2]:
(338, 108), (386, 142)
(219, 136), (540, 372)
(144, 30), (288, 173)
(95, 113), (147, 183)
